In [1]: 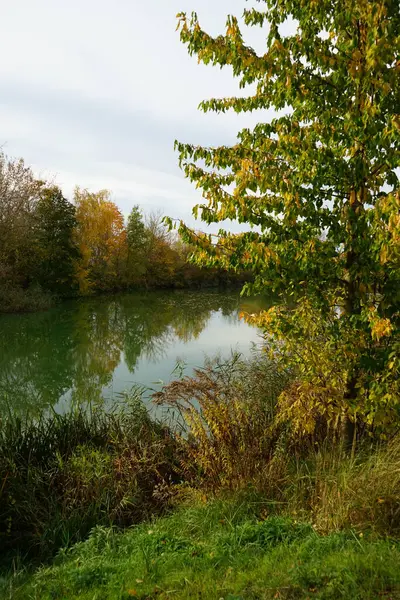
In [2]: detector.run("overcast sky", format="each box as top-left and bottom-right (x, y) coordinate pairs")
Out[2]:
(0, 0), (276, 229)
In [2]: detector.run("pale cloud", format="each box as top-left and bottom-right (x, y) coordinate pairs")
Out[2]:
(0, 0), (277, 229)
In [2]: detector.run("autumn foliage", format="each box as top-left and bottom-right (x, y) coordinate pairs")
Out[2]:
(0, 152), (243, 312)
(74, 188), (127, 294)
(173, 0), (400, 438)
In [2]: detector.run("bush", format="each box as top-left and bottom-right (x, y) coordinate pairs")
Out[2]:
(155, 354), (400, 536)
(0, 398), (180, 563)
(0, 284), (53, 313)
(153, 353), (290, 491)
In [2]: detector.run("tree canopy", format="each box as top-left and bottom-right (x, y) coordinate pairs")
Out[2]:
(35, 186), (80, 295)
(173, 1), (400, 435)
(0, 151), (241, 312)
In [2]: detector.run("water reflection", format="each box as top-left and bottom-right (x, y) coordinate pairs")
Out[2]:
(0, 290), (267, 416)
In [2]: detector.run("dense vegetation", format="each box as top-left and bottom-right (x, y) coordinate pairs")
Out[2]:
(173, 0), (400, 444)
(1, 355), (400, 597)
(0, 153), (245, 313)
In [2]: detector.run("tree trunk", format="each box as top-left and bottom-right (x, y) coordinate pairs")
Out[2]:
(343, 217), (361, 454)
(343, 374), (357, 455)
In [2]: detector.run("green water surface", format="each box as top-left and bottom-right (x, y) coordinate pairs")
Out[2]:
(0, 290), (267, 417)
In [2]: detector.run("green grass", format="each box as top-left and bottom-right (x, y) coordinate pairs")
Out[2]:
(4, 497), (400, 600)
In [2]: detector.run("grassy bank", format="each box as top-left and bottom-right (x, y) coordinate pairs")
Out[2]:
(1, 355), (400, 598)
(4, 497), (400, 599)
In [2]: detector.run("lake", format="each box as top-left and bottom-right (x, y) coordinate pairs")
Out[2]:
(0, 290), (267, 417)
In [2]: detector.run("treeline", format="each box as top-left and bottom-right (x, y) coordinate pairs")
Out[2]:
(0, 152), (244, 312)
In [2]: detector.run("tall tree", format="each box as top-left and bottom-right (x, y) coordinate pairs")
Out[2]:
(126, 205), (149, 285)
(34, 186), (80, 295)
(0, 152), (43, 288)
(145, 211), (176, 287)
(173, 2), (400, 435)
(74, 188), (127, 293)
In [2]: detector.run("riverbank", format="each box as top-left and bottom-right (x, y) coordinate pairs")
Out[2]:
(0, 284), (54, 314)
(0, 278), (248, 315)
(1, 353), (400, 599)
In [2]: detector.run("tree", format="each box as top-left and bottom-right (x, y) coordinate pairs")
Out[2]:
(0, 152), (43, 288)
(173, 2), (400, 436)
(126, 205), (149, 285)
(34, 186), (80, 295)
(74, 188), (127, 293)
(144, 211), (176, 287)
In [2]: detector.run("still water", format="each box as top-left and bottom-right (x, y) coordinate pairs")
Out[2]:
(0, 290), (266, 417)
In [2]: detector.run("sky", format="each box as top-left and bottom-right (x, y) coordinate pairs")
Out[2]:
(0, 0), (273, 229)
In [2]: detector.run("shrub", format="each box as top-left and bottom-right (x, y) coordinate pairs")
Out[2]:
(155, 353), (400, 536)
(0, 398), (180, 563)
(153, 353), (290, 491)
(0, 284), (53, 313)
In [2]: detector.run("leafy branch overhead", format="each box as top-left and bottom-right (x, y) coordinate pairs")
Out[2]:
(174, 0), (400, 434)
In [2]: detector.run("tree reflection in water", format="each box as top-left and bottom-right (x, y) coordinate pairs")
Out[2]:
(0, 290), (267, 416)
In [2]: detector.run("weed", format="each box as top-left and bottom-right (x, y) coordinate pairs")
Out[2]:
(153, 353), (289, 490)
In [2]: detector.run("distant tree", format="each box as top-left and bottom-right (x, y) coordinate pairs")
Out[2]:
(144, 211), (176, 287)
(173, 2), (400, 439)
(126, 205), (149, 285)
(74, 188), (127, 293)
(34, 186), (80, 295)
(0, 152), (43, 288)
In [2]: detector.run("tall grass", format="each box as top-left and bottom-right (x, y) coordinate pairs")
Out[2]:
(296, 439), (400, 534)
(154, 353), (400, 536)
(0, 398), (180, 563)
(153, 353), (290, 491)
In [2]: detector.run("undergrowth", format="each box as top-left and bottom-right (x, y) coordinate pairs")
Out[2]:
(153, 353), (290, 490)
(0, 396), (180, 563)
(154, 354), (400, 536)
(0, 284), (54, 313)
(1, 353), (400, 598)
